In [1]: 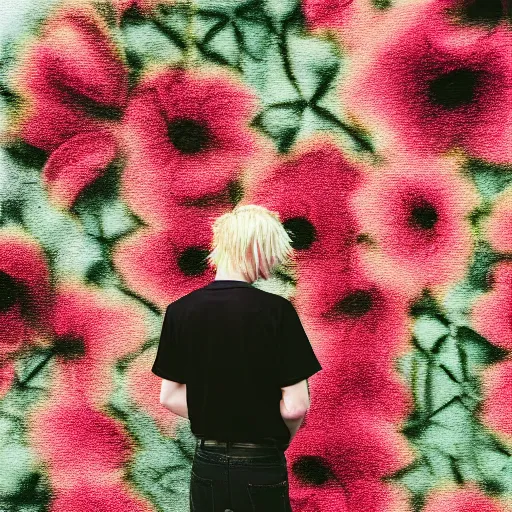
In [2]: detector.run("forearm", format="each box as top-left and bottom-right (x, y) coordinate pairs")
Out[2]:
(280, 398), (306, 441)
(164, 385), (189, 419)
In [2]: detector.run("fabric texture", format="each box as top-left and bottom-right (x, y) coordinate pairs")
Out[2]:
(1, 0), (512, 510)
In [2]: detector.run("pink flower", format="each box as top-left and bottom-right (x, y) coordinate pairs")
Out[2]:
(470, 261), (512, 351)
(479, 358), (512, 439)
(120, 66), (261, 227)
(350, 153), (479, 297)
(0, 227), (52, 359)
(111, 204), (229, 309)
(339, 10), (512, 165)
(11, 4), (129, 207)
(481, 188), (512, 254)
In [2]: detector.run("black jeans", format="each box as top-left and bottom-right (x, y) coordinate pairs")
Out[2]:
(190, 439), (292, 512)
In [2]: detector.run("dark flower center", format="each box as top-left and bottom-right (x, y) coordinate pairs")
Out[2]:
(291, 455), (336, 485)
(336, 290), (373, 317)
(428, 68), (480, 109)
(167, 118), (211, 154)
(178, 247), (209, 276)
(445, 0), (507, 28)
(53, 336), (86, 360)
(409, 199), (438, 230)
(0, 272), (19, 312)
(282, 217), (317, 250)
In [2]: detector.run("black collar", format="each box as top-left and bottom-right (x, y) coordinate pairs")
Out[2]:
(203, 280), (253, 289)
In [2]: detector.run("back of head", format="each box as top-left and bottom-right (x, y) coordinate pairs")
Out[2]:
(206, 204), (296, 282)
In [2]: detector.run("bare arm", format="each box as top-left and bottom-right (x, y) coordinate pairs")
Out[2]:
(279, 379), (310, 442)
(280, 399), (306, 441)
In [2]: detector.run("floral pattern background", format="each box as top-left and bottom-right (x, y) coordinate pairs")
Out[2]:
(1, 0), (512, 510)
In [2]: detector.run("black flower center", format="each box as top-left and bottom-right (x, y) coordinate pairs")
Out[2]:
(0, 272), (20, 312)
(53, 336), (86, 360)
(409, 199), (438, 230)
(167, 118), (211, 154)
(282, 217), (317, 250)
(178, 247), (210, 276)
(428, 68), (480, 109)
(446, 0), (507, 28)
(291, 455), (337, 485)
(336, 290), (373, 317)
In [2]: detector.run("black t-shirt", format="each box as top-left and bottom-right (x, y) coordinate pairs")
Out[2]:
(151, 279), (322, 445)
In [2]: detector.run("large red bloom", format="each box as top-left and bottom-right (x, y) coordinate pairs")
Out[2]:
(112, 203), (232, 309)
(11, 4), (129, 207)
(470, 261), (512, 351)
(28, 398), (134, 490)
(48, 279), (151, 409)
(350, 153), (479, 299)
(120, 66), (261, 227)
(481, 187), (512, 254)
(339, 8), (512, 165)
(0, 227), (52, 360)
(478, 358), (512, 440)
(240, 134), (364, 262)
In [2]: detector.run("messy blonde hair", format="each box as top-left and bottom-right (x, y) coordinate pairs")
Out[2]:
(206, 204), (296, 282)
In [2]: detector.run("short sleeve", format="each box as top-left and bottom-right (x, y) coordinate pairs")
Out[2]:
(151, 305), (187, 384)
(276, 300), (322, 388)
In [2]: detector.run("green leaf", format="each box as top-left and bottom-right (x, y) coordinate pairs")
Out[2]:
(463, 157), (512, 199)
(286, 32), (340, 102)
(458, 325), (508, 368)
(121, 15), (184, 70)
(4, 142), (48, 169)
(465, 241), (501, 291)
(251, 101), (306, 152)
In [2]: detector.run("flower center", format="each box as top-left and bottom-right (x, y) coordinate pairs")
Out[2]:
(0, 272), (19, 311)
(428, 68), (480, 109)
(409, 199), (438, 230)
(336, 290), (373, 317)
(167, 118), (211, 154)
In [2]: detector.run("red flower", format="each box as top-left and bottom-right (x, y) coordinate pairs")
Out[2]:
(470, 261), (512, 351)
(11, 4), (129, 207)
(112, 203), (232, 309)
(48, 278), (152, 409)
(350, 153), (479, 298)
(27, 398), (134, 487)
(479, 358), (512, 439)
(0, 227), (52, 360)
(481, 187), (512, 254)
(286, 409), (414, 512)
(120, 66), (261, 227)
(339, 9), (512, 165)
(302, 0), (389, 53)
(240, 134), (364, 262)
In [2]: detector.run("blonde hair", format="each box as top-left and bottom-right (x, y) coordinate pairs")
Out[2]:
(206, 204), (296, 281)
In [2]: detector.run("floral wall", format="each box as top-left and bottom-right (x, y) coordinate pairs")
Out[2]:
(1, 0), (512, 510)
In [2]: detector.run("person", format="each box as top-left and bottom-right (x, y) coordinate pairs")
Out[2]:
(151, 204), (323, 512)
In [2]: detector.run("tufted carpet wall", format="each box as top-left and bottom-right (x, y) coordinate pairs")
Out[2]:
(1, 0), (512, 510)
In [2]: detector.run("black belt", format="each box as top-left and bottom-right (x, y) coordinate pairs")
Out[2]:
(198, 438), (281, 449)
